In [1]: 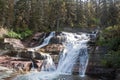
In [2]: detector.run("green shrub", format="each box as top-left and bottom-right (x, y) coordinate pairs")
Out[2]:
(97, 25), (120, 49)
(7, 30), (22, 39)
(101, 50), (120, 68)
(6, 28), (33, 39)
(20, 28), (33, 39)
(99, 25), (120, 68)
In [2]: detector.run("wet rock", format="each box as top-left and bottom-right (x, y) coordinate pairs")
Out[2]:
(50, 35), (65, 44)
(39, 44), (64, 54)
(23, 32), (46, 47)
(0, 50), (11, 56)
(0, 66), (14, 80)
(0, 56), (43, 72)
(32, 32), (45, 40)
(86, 66), (116, 80)
(72, 62), (79, 75)
(26, 51), (47, 60)
(0, 49), (50, 60)
(51, 55), (59, 63)
(0, 48), (28, 57)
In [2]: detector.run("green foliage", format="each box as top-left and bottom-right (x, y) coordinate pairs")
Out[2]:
(6, 28), (33, 39)
(99, 25), (120, 68)
(97, 25), (120, 49)
(0, 0), (4, 10)
(92, 18), (100, 26)
(97, 36), (120, 51)
(0, 0), (120, 31)
(7, 29), (22, 39)
(20, 28), (33, 39)
(87, 18), (100, 27)
(108, 4), (119, 26)
(101, 50), (120, 68)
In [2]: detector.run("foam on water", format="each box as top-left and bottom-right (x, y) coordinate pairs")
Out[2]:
(14, 31), (91, 80)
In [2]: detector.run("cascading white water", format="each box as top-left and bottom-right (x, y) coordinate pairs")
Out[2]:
(41, 53), (56, 72)
(57, 32), (89, 77)
(27, 31), (56, 71)
(79, 47), (89, 77)
(14, 31), (90, 80)
(33, 31), (55, 50)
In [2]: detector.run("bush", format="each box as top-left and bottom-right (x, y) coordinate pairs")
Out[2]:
(7, 29), (22, 39)
(6, 28), (33, 39)
(20, 28), (33, 39)
(99, 25), (120, 68)
(101, 50), (120, 68)
(97, 25), (120, 50)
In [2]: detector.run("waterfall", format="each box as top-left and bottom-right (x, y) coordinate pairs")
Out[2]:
(28, 31), (90, 75)
(57, 32), (89, 77)
(14, 31), (90, 80)
(79, 47), (89, 77)
(27, 31), (55, 51)
(33, 31), (55, 51)
(41, 53), (56, 72)
(27, 31), (56, 71)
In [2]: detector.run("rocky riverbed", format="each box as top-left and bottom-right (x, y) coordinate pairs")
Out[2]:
(0, 31), (119, 80)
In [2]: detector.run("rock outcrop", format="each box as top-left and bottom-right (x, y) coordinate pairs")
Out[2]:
(23, 32), (45, 47)
(0, 32), (64, 73)
(0, 56), (43, 72)
(39, 44), (64, 54)
(4, 38), (25, 49)
(1, 31), (109, 79)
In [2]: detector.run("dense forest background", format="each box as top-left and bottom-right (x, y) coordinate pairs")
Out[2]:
(0, 0), (120, 32)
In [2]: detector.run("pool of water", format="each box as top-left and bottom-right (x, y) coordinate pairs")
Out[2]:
(13, 71), (99, 80)
(49, 75), (99, 80)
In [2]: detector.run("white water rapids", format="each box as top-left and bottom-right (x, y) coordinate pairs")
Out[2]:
(57, 32), (89, 77)
(14, 31), (90, 80)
